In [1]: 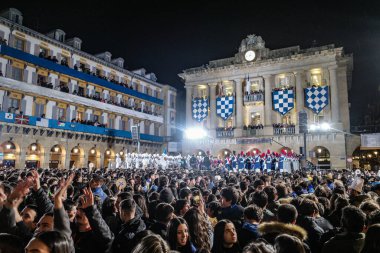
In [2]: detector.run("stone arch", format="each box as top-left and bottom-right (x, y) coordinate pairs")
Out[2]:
(70, 145), (84, 168)
(88, 146), (101, 169)
(50, 144), (66, 169)
(104, 148), (115, 168)
(0, 140), (20, 168)
(218, 148), (232, 159)
(311, 146), (331, 169)
(25, 142), (44, 169)
(193, 149), (206, 156)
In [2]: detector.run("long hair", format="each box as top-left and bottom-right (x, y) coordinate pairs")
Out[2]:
(133, 194), (149, 218)
(361, 224), (380, 253)
(131, 234), (170, 253)
(183, 207), (211, 251)
(35, 231), (70, 253)
(167, 217), (193, 253)
(212, 219), (238, 253)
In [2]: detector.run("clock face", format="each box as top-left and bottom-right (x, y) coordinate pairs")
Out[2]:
(244, 50), (256, 61)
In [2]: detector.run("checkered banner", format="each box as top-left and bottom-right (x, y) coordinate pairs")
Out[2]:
(216, 96), (234, 120)
(272, 89), (294, 115)
(192, 97), (209, 122)
(305, 86), (329, 114)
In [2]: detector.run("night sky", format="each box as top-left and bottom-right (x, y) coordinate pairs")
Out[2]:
(1, 0), (380, 128)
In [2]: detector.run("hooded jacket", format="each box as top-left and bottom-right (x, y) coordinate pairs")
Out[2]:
(258, 221), (308, 245)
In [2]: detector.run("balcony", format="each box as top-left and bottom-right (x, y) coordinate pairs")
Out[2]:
(243, 127), (264, 136)
(216, 128), (235, 138)
(0, 111), (163, 142)
(273, 124), (296, 135)
(244, 92), (264, 103)
(0, 45), (163, 105)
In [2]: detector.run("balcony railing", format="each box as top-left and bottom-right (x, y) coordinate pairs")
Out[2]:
(244, 92), (264, 102)
(216, 129), (235, 138)
(273, 125), (296, 135)
(243, 128), (264, 136)
(0, 111), (163, 142)
(0, 45), (163, 105)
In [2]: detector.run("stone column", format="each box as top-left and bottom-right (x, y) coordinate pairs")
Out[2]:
(209, 83), (217, 131)
(264, 75), (273, 126)
(295, 70), (305, 113)
(234, 79), (244, 128)
(185, 85), (193, 128)
(329, 66), (340, 122)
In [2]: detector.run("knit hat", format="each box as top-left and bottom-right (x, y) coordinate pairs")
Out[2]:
(159, 188), (175, 204)
(349, 177), (364, 193)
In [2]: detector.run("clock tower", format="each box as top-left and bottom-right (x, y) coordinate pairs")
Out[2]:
(235, 34), (269, 63)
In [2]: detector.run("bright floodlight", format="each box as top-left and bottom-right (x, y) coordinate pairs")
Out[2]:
(320, 122), (331, 130)
(309, 124), (318, 131)
(185, 127), (207, 140)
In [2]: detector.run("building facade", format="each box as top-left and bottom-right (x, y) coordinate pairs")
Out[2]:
(179, 34), (359, 169)
(0, 8), (176, 169)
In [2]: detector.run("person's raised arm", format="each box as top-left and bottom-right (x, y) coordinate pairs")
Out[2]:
(31, 170), (54, 214)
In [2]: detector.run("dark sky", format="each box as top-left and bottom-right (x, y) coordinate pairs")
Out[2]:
(2, 0), (380, 126)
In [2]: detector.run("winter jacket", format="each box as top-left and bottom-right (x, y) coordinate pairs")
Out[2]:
(112, 216), (146, 253)
(150, 221), (168, 240)
(297, 216), (324, 253)
(322, 232), (365, 253)
(238, 222), (260, 248)
(73, 205), (113, 253)
(217, 204), (244, 228)
(258, 221), (308, 245)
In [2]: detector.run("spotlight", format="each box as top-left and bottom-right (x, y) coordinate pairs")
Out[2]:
(185, 127), (207, 140)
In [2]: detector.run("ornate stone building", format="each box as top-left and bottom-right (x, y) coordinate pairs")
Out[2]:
(0, 8), (177, 169)
(179, 34), (359, 169)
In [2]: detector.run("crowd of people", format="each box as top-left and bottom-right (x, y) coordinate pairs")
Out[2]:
(1, 153), (380, 253)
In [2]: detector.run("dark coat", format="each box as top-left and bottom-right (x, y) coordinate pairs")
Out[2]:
(297, 216), (324, 253)
(238, 222), (260, 248)
(112, 216), (146, 253)
(150, 221), (168, 240)
(74, 205), (114, 253)
(217, 204), (244, 228)
(322, 232), (365, 253)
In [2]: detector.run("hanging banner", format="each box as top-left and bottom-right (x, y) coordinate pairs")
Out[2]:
(304, 85), (329, 114)
(272, 88), (294, 115)
(216, 96), (234, 120)
(192, 97), (209, 122)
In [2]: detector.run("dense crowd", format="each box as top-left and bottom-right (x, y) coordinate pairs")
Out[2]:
(1, 159), (380, 253)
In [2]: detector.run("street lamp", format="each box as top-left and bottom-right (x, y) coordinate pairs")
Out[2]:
(304, 122), (331, 167)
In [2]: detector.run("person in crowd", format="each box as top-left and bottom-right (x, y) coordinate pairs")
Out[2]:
(131, 234), (171, 253)
(112, 198), (146, 253)
(212, 219), (240, 253)
(242, 241), (275, 253)
(361, 224), (380, 253)
(217, 187), (244, 228)
(150, 202), (174, 240)
(167, 217), (197, 253)
(183, 207), (212, 251)
(238, 204), (262, 248)
(25, 231), (70, 253)
(322, 206), (366, 253)
(274, 234), (308, 253)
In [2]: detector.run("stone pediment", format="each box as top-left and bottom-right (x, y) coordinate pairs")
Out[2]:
(239, 34), (266, 52)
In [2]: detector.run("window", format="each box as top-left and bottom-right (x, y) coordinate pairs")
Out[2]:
(121, 119), (129, 130)
(57, 108), (65, 121)
(311, 73), (322, 86)
(93, 115), (99, 122)
(78, 87), (84, 96)
(34, 103), (45, 117)
(154, 124), (160, 136)
(108, 118), (115, 129)
(281, 115), (292, 124)
(250, 112), (261, 125)
(226, 118), (233, 128)
(8, 98), (20, 113)
(170, 111), (175, 124)
(170, 94), (175, 108)
(14, 37), (25, 51)
(76, 112), (83, 121)
(11, 14), (19, 23)
(11, 67), (23, 81)
(40, 47), (49, 57)
(37, 75), (47, 85)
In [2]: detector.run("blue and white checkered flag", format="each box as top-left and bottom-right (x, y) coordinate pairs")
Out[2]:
(216, 96), (234, 120)
(305, 86), (329, 114)
(272, 89), (294, 115)
(192, 97), (209, 122)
